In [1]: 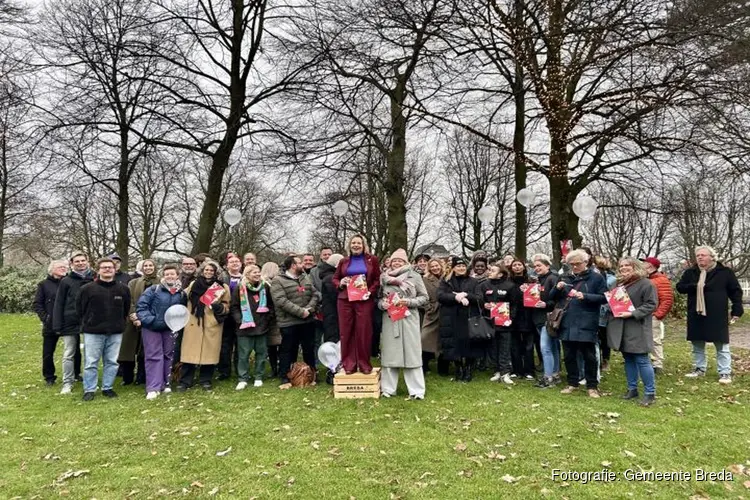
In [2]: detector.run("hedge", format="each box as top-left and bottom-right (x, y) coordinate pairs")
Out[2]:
(0, 267), (46, 313)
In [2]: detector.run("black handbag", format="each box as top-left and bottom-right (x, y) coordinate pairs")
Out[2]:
(546, 282), (582, 338)
(468, 303), (494, 342)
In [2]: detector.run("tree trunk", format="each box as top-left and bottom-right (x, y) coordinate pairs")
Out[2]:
(116, 128), (130, 268)
(191, 151), (230, 255)
(548, 136), (581, 265)
(0, 129), (6, 268)
(512, 33), (526, 260)
(385, 87), (408, 253)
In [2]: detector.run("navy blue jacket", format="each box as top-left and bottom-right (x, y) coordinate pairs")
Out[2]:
(549, 268), (607, 343)
(136, 284), (187, 332)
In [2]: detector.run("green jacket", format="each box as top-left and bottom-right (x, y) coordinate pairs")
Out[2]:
(269, 273), (319, 328)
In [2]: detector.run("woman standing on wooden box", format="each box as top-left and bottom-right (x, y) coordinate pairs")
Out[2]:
(333, 234), (381, 374)
(378, 249), (429, 399)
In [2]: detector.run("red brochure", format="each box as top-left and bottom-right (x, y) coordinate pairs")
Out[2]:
(199, 283), (225, 306)
(386, 293), (409, 321)
(605, 286), (636, 316)
(523, 284), (544, 308)
(490, 302), (512, 327)
(347, 274), (369, 301)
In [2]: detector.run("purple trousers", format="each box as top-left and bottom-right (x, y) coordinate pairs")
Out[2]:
(142, 328), (175, 392)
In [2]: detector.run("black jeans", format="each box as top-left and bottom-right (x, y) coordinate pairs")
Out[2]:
(120, 351), (145, 385)
(218, 319), (238, 378)
(279, 323), (316, 383)
(179, 363), (215, 387)
(563, 340), (598, 389)
(511, 329), (536, 376)
(42, 334), (59, 382)
(492, 329), (512, 375)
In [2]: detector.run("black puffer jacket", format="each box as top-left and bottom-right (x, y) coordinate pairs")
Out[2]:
(52, 271), (95, 336)
(319, 263), (340, 343)
(33, 275), (62, 335)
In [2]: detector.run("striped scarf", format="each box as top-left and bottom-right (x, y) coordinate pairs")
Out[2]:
(239, 279), (268, 329)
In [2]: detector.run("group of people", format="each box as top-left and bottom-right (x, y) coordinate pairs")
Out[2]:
(33, 238), (744, 405)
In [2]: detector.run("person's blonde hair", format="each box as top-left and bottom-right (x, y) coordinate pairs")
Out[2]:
(594, 256), (611, 272)
(616, 257), (647, 281)
(48, 259), (69, 274)
(260, 262), (279, 281)
(531, 253), (552, 268)
(426, 258), (445, 278)
(243, 263), (261, 278)
(695, 245), (718, 261)
(347, 234), (371, 255)
(565, 249), (590, 264)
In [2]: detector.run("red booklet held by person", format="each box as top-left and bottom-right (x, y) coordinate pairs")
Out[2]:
(490, 302), (512, 327)
(523, 284), (544, 308)
(199, 283), (225, 306)
(386, 292), (409, 322)
(347, 274), (369, 301)
(605, 286), (636, 316)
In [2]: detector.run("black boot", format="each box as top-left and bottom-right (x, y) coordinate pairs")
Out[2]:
(462, 361), (473, 383)
(622, 389), (639, 400)
(437, 355), (450, 376)
(453, 362), (464, 382)
(640, 394), (656, 407)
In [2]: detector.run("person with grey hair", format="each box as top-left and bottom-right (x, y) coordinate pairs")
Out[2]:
(676, 245), (743, 384)
(530, 254), (560, 388)
(52, 251), (93, 394)
(33, 259), (70, 386)
(549, 249), (608, 397)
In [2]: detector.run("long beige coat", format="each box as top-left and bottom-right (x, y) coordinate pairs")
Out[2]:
(379, 267), (428, 368)
(181, 282), (231, 365)
(420, 273), (441, 355)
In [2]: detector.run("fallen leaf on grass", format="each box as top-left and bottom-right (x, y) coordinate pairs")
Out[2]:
(458, 470), (473, 478)
(486, 451), (506, 461)
(311, 441), (320, 450)
(328, 447), (342, 457)
(419, 472), (434, 479)
(208, 487), (219, 496)
(53, 470), (90, 486)
(623, 450), (636, 458)
(287, 477), (295, 486)
(216, 446), (232, 457)
(601, 461), (612, 468)
(42, 453), (60, 461)
(501, 474), (519, 483)
(605, 412), (620, 419)
(728, 464), (746, 475)
(454, 442), (467, 453)
(743, 480), (750, 489)
(191, 481), (204, 488)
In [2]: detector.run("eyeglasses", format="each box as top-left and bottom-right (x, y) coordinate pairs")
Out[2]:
(99, 266), (115, 270)
(182, 262), (196, 266)
(569, 261), (585, 266)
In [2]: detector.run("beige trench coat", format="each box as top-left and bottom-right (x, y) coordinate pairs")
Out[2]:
(420, 273), (441, 355)
(180, 282), (231, 365)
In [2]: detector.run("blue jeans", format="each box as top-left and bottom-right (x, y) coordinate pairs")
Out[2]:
(539, 325), (560, 377)
(622, 352), (655, 395)
(83, 333), (123, 392)
(691, 341), (731, 375)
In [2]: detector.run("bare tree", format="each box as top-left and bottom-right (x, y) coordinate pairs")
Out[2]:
(35, 0), (163, 267)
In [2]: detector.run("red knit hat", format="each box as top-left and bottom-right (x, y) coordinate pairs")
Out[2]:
(640, 257), (661, 269)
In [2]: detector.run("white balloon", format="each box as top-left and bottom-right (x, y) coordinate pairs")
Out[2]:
(164, 304), (189, 332)
(516, 188), (535, 208)
(317, 341), (341, 371)
(478, 206), (495, 224)
(573, 195), (598, 220)
(224, 208), (242, 227)
(332, 200), (349, 217)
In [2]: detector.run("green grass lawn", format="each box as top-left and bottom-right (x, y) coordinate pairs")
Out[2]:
(1, 314), (749, 499)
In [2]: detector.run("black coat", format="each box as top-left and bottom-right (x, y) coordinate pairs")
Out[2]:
(437, 275), (482, 360)
(319, 263), (340, 343)
(76, 280), (131, 335)
(676, 263), (744, 343)
(510, 276), (536, 333)
(52, 271), (95, 336)
(532, 271), (559, 327)
(477, 277), (519, 332)
(229, 282), (274, 337)
(33, 275), (62, 335)
(549, 268), (607, 343)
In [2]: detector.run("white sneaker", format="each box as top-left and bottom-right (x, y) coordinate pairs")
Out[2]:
(501, 374), (514, 385)
(146, 391), (159, 400)
(59, 384), (72, 395)
(685, 369), (706, 378)
(490, 372), (502, 382)
(719, 374), (732, 385)
(236, 381), (248, 390)
(162, 387), (172, 394)
(253, 380), (263, 388)
(525, 374), (535, 380)
(578, 378), (586, 386)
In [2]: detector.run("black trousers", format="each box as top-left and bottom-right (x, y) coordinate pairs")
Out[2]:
(492, 329), (512, 374)
(120, 352), (146, 385)
(598, 327), (611, 362)
(563, 340), (598, 389)
(179, 363), (215, 387)
(267, 345), (280, 376)
(42, 334), (59, 382)
(511, 329), (536, 376)
(218, 320), (238, 378)
(279, 323), (316, 383)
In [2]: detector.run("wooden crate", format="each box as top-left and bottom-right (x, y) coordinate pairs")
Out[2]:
(333, 368), (381, 399)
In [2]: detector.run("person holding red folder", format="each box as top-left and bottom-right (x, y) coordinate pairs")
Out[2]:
(333, 234), (381, 374)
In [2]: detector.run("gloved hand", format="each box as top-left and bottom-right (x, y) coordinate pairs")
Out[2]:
(210, 302), (224, 315)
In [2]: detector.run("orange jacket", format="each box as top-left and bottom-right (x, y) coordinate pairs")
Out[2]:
(649, 272), (674, 320)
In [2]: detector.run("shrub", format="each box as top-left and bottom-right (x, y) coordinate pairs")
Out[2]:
(669, 282), (687, 320)
(0, 267), (46, 313)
